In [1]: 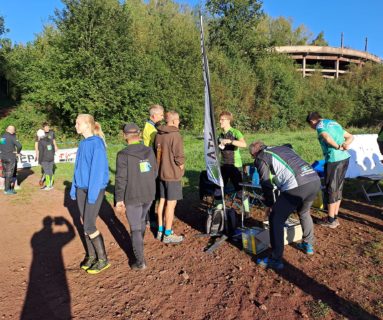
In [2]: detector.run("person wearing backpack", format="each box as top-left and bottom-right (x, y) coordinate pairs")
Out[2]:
(249, 141), (321, 270)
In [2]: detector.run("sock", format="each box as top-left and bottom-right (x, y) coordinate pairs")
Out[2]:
(158, 226), (164, 232)
(334, 215), (338, 220)
(164, 229), (172, 236)
(45, 175), (51, 187)
(328, 216), (335, 223)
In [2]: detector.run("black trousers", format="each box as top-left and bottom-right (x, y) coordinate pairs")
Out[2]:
(2, 158), (16, 191)
(76, 188), (105, 235)
(269, 179), (321, 261)
(126, 202), (152, 264)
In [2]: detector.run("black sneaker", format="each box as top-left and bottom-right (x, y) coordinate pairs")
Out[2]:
(130, 261), (147, 271)
(86, 259), (111, 274)
(80, 256), (96, 271)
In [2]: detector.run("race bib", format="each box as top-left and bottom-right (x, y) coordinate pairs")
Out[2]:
(139, 160), (151, 173)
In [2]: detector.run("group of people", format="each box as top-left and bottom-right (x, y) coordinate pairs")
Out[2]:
(211, 110), (354, 270)
(70, 106), (185, 274)
(0, 122), (58, 194)
(0, 105), (356, 273)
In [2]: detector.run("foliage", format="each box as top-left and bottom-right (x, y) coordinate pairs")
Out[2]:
(0, 0), (382, 136)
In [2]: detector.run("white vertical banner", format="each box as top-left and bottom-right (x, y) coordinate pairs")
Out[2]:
(200, 14), (224, 188)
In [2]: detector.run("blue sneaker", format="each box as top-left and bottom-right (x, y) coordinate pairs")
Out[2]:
(297, 242), (314, 255)
(256, 257), (284, 270)
(4, 190), (17, 195)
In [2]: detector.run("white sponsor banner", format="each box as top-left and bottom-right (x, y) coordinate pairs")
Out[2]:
(200, 15), (223, 188)
(17, 148), (78, 168)
(346, 134), (383, 178)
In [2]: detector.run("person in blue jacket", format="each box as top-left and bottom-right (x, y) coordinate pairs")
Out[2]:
(70, 114), (110, 274)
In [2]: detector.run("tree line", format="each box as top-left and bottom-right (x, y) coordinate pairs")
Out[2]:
(0, 0), (382, 137)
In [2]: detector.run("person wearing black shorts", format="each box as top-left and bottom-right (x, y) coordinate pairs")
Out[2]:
(307, 112), (354, 228)
(155, 111), (185, 244)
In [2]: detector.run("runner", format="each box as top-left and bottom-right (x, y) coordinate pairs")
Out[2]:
(217, 111), (248, 214)
(36, 129), (55, 190)
(249, 141), (321, 270)
(70, 114), (110, 274)
(35, 122), (58, 186)
(155, 111), (185, 244)
(115, 123), (157, 270)
(143, 104), (164, 227)
(306, 112), (354, 228)
(0, 125), (22, 195)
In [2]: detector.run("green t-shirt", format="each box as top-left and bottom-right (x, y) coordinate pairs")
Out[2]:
(219, 127), (243, 167)
(316, 119), (350, 163)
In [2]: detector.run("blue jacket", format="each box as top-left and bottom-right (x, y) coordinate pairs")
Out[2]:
(70, 136), (109, 204)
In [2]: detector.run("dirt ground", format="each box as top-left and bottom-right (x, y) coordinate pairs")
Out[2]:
(1, 169), (383, 320)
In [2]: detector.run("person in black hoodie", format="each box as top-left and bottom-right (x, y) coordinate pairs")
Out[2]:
(36, 129), (55, 190)
(115, 123), (157, 270)
(0, 125), (22, 195)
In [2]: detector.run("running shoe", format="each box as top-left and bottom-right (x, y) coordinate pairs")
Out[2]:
(319, 217), (339, 229)
(256, 257), (284, 270)
(130, 261), (147, 271)
(80, 256), (96, 271)
(163, 233), (184, 244)
(156, 231), (163, 241)
(86, 259), (111, 274)
(296, 242), (314, 255)
(4, 190), (16, 195)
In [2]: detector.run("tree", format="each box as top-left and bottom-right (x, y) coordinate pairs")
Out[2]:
(310, 31), (328, 46)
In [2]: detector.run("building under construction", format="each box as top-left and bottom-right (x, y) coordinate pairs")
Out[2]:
(274, 45), (382, 78)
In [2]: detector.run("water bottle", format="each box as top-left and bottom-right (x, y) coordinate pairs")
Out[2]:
(252, 168), (260, 186)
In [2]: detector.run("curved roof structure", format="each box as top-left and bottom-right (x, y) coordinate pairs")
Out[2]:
(274, 45), (382, 78)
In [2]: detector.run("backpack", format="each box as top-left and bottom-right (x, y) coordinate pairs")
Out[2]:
(206, 206), (237, 236)
(199, 170), (217, 201)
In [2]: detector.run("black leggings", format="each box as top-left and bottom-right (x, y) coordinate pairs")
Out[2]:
(76, 188), (105, 235)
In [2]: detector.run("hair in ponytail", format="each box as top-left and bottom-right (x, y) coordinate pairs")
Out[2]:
(77, 114), (106, 146)
(94, 121), (106, 146)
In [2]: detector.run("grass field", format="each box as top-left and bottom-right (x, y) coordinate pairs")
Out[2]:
(17, 127), (373, 202)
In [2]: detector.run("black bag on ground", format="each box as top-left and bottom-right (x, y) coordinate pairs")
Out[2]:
(206, 207), (237, 236)
(199, 170), (216, 201)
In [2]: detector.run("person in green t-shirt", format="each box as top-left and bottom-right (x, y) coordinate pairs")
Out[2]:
(307, 112), (354, 229)
(217, 111), (247, 203)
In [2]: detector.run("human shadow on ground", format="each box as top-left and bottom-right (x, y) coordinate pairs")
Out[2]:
(20, 216), (74, 320)
(270, 261), (380, 320)
(63, 181), (135, 264)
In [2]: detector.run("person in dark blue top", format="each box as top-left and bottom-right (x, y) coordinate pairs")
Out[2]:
(70, 114), (110, 275)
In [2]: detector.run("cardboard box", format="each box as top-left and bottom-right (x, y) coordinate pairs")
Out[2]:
(259, 218), (303, 246)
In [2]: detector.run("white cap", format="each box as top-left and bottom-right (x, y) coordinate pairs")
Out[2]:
(37, 129), (45, 139)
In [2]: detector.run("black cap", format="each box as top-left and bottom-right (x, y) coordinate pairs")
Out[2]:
(122, 123), (140, 134)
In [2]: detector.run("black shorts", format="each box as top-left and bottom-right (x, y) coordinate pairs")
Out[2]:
(159, 180), (183, 201)
(324, 158), (349, 204)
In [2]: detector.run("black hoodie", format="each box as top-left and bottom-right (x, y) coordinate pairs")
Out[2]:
(38, 136), (55, 163)
(0, 132), (22, 160)
(115, 142), (158, 205)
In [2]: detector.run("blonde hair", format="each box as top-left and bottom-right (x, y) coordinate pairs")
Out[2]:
(77, 114), (106, 145)
(165, 111), (179, 123)
(219, 111), (233, 122)
(149, 104), (164, 117)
